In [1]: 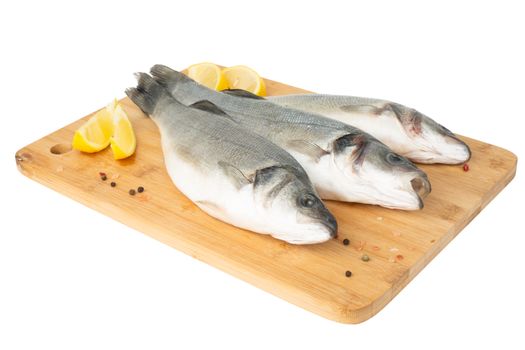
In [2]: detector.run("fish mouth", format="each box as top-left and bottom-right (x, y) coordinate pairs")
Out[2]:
(287, 211), (338, 244)
(323, 213), (338, 239)
(410, 175), (432, 208)
(297, 206), (338, 239)
(280, 223), (337, 244)
(442, 135), (471, 164)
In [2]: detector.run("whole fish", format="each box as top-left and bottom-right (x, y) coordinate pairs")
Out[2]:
(150, 65), (431, 210)
(126, 73), (337, 244)
(268, 94), (471, 164)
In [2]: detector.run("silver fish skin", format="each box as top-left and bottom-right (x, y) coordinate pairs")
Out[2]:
(150, 65), (431, 211)
(126, 73), (337, 244)
(268, 94), (471, 165)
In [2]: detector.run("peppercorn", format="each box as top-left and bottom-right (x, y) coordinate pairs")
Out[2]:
(343, 238), (350, 246)
(361, 254), (370, 262)
(345, 270), (352, 277)
(137, 186), (144, 193)
(101, 175), (107, 181)
(129, 189), (136, 196)
(110, 182), (116, 187)
(463, 163), (469, 172)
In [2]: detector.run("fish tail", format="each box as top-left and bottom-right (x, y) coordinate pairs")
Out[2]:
(150, 64), (188, 88)
(125, 73), (166, 115)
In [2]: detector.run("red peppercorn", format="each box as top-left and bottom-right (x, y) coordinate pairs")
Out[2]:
(463, 163), (469, 172)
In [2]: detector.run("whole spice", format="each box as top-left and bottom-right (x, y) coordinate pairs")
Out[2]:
(101, 174), (107, 181)
(129, 189), (136, 196)
(343, 238), (350, 246)
(110, 182), (116, 187)
(463, 163), (469, 172)
(137, 186), (145, 193)
(361, 254), (370, 262)
(345, 270), (352, 278)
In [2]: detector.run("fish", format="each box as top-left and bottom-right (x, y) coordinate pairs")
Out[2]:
(150, 65), (431, 210)
(267, 94), (471, 164)
(125, 73), (337, 244)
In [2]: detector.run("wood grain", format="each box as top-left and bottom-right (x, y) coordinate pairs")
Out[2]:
(15, 76), (517, 323)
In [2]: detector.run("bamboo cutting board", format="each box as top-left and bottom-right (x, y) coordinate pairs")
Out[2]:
(15, 76), (517, 324)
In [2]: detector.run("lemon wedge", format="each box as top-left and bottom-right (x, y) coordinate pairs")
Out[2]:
(110, 104), (136, 160)
(222, 65), (266, 96)
(186, 62), (228, 91)
(72, 108), (113, 153)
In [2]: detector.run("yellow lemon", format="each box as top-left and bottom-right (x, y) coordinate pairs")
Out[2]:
(186, 62), (228, 91)
(222, 65), (266, 96)
(110, 104), (136, 160)
(72, 108), (113, 153)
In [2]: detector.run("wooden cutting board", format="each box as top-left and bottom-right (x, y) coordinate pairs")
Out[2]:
(15, 76), (517, 324)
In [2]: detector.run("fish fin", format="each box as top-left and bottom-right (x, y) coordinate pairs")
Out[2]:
(383, 103), (423, 135)
(287, 140), (329, 162)
(340, 104), (382, 115)
(218, 161), (254, 189)
(125, 73), (166, 115)
(382, 102), (405, 116)
(194, 200), (225, 217)
(332, 133), (369, 169)
(221, 89), (266, 100)
(189, 100), (237, 121)
(150, 64), (189, 87)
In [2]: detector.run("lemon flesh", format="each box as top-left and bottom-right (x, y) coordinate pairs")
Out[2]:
(186, 62), (228, 91)
(72, 108), (113, 153)
(222, 65), (266, 96)
(110, 104), (136, 160)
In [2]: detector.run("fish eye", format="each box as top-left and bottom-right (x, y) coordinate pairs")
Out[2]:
(299, 193), (317, 208)
(386, 153), (404, 165)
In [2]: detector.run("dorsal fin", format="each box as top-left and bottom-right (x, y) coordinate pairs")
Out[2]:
(189, 100), (230, 116)
(221, 89), (266, 100)
(189, 100), (238, 123)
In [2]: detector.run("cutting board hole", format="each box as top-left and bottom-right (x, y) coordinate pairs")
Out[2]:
(50, 143), (72, 155)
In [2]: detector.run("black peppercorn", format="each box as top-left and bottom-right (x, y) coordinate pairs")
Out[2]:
(343, 238), (350, 246)
(137, 186), (144, 193)
(345, 270), (352, 277)
(110, 182), (116, 187)
(129, 189), (136, 195)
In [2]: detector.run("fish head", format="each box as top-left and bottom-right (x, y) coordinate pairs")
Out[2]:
(253, 165), (337, 244)
(332, 134), (431, 210)
(384, 103), (471, 164)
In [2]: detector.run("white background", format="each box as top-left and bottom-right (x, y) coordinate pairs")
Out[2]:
(1, 1), (524, 349)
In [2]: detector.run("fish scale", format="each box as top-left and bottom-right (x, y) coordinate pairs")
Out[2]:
(125, 73), (337, 244)
(151, 64), (431, 211)
(268, 93), (472, 164)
